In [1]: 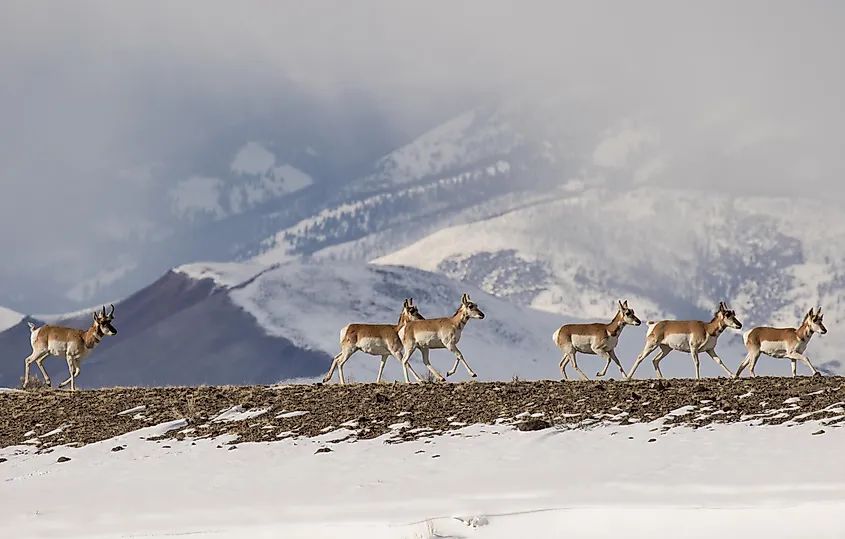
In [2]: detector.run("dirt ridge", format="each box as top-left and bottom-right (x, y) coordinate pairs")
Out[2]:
(2, 377), (844, 451)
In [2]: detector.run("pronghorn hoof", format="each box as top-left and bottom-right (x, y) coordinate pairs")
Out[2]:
(470, 373), (477, 378)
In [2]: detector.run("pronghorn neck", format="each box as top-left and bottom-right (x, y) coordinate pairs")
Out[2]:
(796, 317), (814, 342)
(704, 315), (726, 337)
(606, 311), (625, 337)
(83, 324), (104, 349)
(451, 308), (470, 331)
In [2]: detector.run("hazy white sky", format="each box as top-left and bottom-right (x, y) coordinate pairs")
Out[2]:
(1, 0), (844, 253)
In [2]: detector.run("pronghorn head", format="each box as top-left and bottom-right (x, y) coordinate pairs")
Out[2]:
(93, 304), (118, 336)
(617, 300), (641, 326)
(401, 298), (425, 322)
(460, 293), (485, 320)
(805, 306), (827, 335)
(716, 301), (742, 330)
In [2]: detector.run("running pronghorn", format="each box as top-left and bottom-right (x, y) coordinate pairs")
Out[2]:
(626, 301), (742, 380)
(323, 298), (426, 385)
(398, 293), (485, 383)
(735, 307), (827, 378)
(552, 300), (641, 380)
(23, 304), (118, 391)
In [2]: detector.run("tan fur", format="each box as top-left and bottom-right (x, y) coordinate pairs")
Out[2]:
(23, 304), (118, 391)
(553, 300), (641, 380)
(626, 301), (742, 380)
(398, 293), (485, 383)
(322, 298), (425, 384)
(735, 307), (827, 377)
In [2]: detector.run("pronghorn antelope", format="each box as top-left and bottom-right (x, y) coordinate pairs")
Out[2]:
(23, 304), (118, 391)
(553, 300), (641, 380)
(626, 301), (742, 380)
(398, 293), (485, 383)
(322, 298), (426, 385)
(735, 307), (827, 378)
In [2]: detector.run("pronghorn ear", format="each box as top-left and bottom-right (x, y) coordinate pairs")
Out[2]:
(618, 300), (624, 310)
(623, 300), (628, 309)
(461, 293), (469, 304)
(93, 311), (98, 321)
(807, 308), (815, 319)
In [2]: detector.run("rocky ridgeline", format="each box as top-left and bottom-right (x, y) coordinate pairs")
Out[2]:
(1, 377), (844, 452)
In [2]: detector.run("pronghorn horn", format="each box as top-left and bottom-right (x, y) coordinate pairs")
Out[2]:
(108, 303), (115, 317)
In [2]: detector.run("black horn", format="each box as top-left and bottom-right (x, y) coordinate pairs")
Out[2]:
(107, 303), (115, 317)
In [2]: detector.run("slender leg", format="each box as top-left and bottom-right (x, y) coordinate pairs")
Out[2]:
(376, 354), (389, 383)
(787, 352), (819, 376)
(420, 348), (446, 382)
(748, 351), (763, 377)
(394, 349), (423, 383)
(705, 349), (735, 378)
(400, 345), (424, 383)
(568, 351), (589, 381)
(791, 359), (797, 377)
(559, 355), (570, 380)
(596, 350), (613, 377)
(445, 343), (476, 378)
(627, 341), (659, 380)
(690, 350), (701, 379)
(651, 345), (672, 379)
(24, 351), (50, 388)
(735, 350), (756, 377)
(609, 349), (628, 378)
(322, 352), (342, 383)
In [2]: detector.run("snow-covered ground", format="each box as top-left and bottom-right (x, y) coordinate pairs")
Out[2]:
(2, 415), (844, 538)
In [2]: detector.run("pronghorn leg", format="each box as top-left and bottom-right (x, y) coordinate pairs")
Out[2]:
(596, 350), (612, 377)
(734, 352), (752, 377)
(568, 352), (589, 381)
(59, 359), (81, 390)
(322, 351), (344, 383)
(627, 341), (659, 380)
(376, 354), (389, 383)
(35, 355), (52, 387)
(400, 345), (424, 383)
(690, 350), (701, 379)
(787, 352), (819, 376)
(58, 366), (81, 389)
(420, 348), (446, 382)
(24, 351), (50, 387)
(791, 359), (797, 377)
(445, 344), (476, 378)
(609, 349), (628, 378)
(394, 349), (423, 383)
(651, 345), (672, 379)
(705, 349), (735, 378)
(748, 351), (763, 377)
(559, 355), (569, 380)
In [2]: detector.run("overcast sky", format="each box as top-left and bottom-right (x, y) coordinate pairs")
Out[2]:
(1, 0), (844, 256)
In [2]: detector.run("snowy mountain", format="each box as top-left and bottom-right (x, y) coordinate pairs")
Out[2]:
(2, 95), (841, 379)
(5, 259), (683, 389)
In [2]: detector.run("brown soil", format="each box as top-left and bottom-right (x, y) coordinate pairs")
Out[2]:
(2, 377), (844, 452)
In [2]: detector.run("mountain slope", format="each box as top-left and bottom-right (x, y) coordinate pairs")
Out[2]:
(3, 259), (667, 389)
(371, 185), (845, 375)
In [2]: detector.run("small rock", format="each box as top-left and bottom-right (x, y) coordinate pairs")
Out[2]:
(228, 446), (237, 451)
(315, 447), (332, 454)
(647, 438), (657, 443)
(415, 450), (425, 454)
(516, 418), (551, 432)
(432, 454), (441, 459)
(162, 445), (171, 449)
(0, 458), (7, 463)
(216, 445), (222, 449)
(630, 391), (641, 400)
(375, 393), (389, 404)
(57, 456), (71, 463)
(812, 429), (825, 436)
(111, 446), (125, 452)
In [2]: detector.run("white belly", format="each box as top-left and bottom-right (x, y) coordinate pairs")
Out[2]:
(570, 334), (598, 354)
(356, 337), (391, 356)
(415, 330), (446, 349)
(759, 340), (789, 358)
(663, 333), (692, 352)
